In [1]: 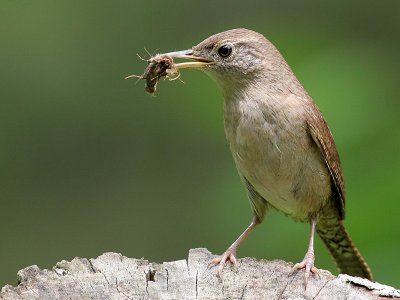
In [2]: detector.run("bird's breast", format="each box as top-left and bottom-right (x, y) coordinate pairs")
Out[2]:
(223, 94), (331, 220)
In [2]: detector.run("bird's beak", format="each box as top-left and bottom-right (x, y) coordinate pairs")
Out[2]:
(163, 49), (215, 69)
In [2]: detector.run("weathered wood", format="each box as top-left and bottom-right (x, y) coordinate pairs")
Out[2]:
(1, 248), (398, 299)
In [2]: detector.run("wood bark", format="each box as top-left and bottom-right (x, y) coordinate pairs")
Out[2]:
(1, 248), (398, 299)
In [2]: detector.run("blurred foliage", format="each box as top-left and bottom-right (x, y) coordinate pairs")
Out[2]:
(0, 0), (399, 287)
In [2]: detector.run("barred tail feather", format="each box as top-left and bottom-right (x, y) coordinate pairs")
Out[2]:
(316, 218), (373, 280)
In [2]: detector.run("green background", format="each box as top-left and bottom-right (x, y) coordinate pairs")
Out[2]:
(1, 0), (399, 288)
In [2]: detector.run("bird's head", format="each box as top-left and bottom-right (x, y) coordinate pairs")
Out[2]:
(164, 28), (281, 93)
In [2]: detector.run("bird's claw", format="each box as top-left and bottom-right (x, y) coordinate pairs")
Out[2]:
(290, 254), (319, 289)
(208, 249), (237, 280)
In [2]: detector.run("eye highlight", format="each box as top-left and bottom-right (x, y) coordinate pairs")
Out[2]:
(217, 43), (233, 58)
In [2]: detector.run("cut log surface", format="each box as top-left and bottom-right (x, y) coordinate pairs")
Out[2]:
(1, 248), (399, 299)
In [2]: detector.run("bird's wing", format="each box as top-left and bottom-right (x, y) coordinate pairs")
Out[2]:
(306, 102), (345, 219)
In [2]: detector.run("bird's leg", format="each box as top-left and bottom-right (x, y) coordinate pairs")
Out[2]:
(209, 215), (259, 278)
(290, 217), (319, 288)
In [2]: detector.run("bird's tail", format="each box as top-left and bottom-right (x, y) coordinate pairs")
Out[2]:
(316, 217), (373, 280)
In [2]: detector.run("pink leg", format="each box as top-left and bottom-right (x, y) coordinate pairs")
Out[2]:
(209, 216), (259, 278)
(290, 218), (319, 289)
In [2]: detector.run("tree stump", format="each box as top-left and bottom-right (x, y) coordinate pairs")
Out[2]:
(1, 248), (398, 299)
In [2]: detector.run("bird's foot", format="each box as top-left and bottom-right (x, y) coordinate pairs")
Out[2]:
(208, 248), (237, 280)
(290, 251), (319, 289)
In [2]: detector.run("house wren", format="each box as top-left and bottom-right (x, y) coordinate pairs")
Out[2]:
(161, 28), (373, 286)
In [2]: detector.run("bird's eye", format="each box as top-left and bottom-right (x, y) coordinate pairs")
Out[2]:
(217, 44), (233, 58)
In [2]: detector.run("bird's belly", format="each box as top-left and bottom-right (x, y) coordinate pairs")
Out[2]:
(231, 122), (331, 220)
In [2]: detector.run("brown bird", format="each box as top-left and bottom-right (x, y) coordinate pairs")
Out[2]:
(162, 28), (373, 286)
